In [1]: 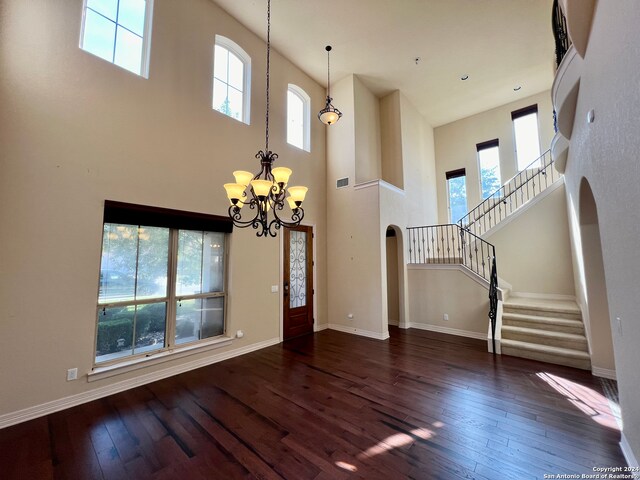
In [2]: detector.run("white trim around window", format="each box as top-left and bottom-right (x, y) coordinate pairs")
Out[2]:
(213, 35), (252, 124)
(287, 84), (311, 152)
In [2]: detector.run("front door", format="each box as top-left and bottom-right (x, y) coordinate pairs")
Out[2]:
(283, 225), (314, 340)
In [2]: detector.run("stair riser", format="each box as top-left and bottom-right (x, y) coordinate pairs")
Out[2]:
(503, 306), (581, 321)
(502, 346), (591, 370)
(502, 330), (588, 351)
(502, 317), (585, 335)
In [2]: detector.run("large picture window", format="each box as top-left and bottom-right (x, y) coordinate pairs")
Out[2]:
(95, 202), (231, 365)
(80, 0), (154, 77)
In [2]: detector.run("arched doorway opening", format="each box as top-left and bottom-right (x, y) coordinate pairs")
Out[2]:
(579, 178), (616, 376)
(385, 225), (405, 328)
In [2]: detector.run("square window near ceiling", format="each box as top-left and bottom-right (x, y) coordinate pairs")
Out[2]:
(80, 0), (153, 77)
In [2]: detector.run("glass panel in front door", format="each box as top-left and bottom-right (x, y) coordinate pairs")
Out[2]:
(289, 230), (307, 308)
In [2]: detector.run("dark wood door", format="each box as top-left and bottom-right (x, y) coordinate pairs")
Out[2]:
(283, 225), (314, 340)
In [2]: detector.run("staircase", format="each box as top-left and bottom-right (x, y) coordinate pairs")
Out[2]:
(501, 296), (590, 370)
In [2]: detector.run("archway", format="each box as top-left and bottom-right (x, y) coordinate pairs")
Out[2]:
(579, 179), (616, 376)
(385, 225), (406, 328)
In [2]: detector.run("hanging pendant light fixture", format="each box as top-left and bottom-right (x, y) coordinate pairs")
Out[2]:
(318, 45), (342, 125)
(223, 0), (307, 238)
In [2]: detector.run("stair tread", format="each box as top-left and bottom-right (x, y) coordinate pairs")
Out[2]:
(501, 339), (590, 358)
(504, 297), (580, 314)
(502, 312), (584, 326)
(502, 325), (586, 340)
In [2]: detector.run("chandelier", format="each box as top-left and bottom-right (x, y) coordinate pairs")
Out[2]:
(318, 45), (342, 125)
(223, 0), (307, 238)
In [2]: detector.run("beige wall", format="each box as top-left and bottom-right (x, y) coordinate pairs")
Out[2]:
(354, 75), (382, 184)
(484, 183), (575, 295)
(408, 267), (489, 335)
(434, 91), (555, 224)
(0, 0), (327, 417)
(380, 91), (404, 189)
(561, 0), (640, 461)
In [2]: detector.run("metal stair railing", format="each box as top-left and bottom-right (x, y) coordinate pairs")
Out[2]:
(457, 149), (558, 237)
(407, 224), (499, 353)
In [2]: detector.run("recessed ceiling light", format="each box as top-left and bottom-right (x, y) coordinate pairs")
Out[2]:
(461, 74), (469, 81)
(513, 85), (522, 91)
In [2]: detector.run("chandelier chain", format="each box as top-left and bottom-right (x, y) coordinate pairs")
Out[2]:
(265, 0), (271, 151)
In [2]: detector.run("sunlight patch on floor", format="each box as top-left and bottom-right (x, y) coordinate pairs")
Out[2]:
(537, 372), (620, 430)
(358, 428), (434, 459)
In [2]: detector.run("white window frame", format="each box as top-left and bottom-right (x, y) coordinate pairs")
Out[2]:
(213, 35), (251, 124)
(287, 84), (311, 152)
(79, 0), (155, 78)
(94, 224), (229, 368)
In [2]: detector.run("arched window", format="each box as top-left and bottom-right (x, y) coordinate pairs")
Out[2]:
(287, 84), (310, 151)
(213, 35), (251, 124)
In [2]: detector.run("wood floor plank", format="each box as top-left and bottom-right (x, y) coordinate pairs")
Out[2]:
(0, 328), (627, 479)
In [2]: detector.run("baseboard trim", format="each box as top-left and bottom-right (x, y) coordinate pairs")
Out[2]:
(621, 432), (639, 468)
(408, 322), (486, 340)
(592, 366), (617, 380)
(0, 337), (281, 430)
(509, 292), (576, 301)
(314, 323), (329, 332)
(328, 324), (390, 340)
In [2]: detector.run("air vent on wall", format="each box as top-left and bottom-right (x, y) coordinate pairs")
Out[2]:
(336, 177), (349, 189)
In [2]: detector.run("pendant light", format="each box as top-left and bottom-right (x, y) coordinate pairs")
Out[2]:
(318, 45), (342, 125)
(223, 0), (307, 238)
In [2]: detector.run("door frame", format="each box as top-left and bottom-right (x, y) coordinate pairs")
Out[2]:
(279, 223), (316, 342)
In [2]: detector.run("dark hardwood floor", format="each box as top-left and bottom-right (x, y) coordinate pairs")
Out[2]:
(0, 328), (627, 479)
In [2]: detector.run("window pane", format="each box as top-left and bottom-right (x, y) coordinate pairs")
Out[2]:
(202, 232), (225, 293)
(214, 45), (228, 82)
(87, 0), (118, 21)
(135, 226), (169, 299)
(99, 224), (137, 303)
(479, 147), (502, 199)
(227, 86), (243, 120)
(82, 8), (116, 62)
(175, 297), (224, 345)
(287, 90), (304, 149)
(289, 230), (307, 308)
(448, 175), (467, 223)
(133, 302), (166, 354)
(114, 26), (143, 74)
(228, 52), (244, 90)
(201, 297), (224, 339)
(177, 230), (203, 296)
(514, 113), (541, 170)
(117, 0), (146, 36)
(213, 78), (229, 113)
(96, 305), (134, 362)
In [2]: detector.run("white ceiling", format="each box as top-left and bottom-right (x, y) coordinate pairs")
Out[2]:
(211, 0), (556, 127)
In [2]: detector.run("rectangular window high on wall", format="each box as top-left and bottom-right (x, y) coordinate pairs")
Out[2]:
(446, 169), (467, 223)
(287, 84), (311, 151)
(95, 201), (232, 365)
(80, 0), (154, 77)
(477, 139), (502, 200)
(512, 104), (541, 170)
(213, 35), (251, 124)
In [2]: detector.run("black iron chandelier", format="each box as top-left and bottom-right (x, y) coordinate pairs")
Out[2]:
(223, 0), (307, 238)
(318, 45), (342, 125)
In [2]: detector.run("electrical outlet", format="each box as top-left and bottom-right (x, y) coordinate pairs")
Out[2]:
(443, 314), (449, 321)
(271, 285), (278, 293)
(66, 368), (78, 381)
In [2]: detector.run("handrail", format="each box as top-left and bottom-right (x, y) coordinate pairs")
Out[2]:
(552, 0), (571, 68)
(457, 150), (558, 237)
(407, 223), (498, 354)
